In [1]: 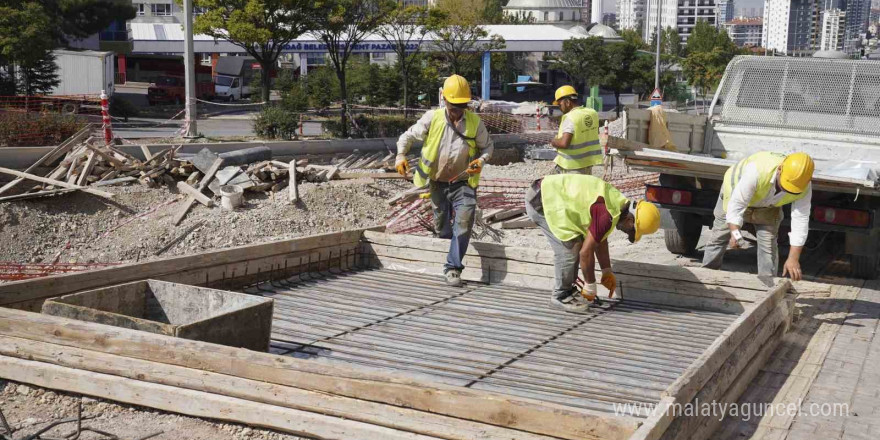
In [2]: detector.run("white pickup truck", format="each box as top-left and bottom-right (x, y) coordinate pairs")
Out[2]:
(616, 55), (880, 278)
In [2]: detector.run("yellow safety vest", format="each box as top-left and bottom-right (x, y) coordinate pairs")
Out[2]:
(722, 151), (808, 211)
(554, 107), (602, 170)
(413, 109), (481, 189)
(540, 174), (629, 242)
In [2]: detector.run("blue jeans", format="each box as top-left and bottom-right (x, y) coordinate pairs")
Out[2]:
(430, 180), (477, 272)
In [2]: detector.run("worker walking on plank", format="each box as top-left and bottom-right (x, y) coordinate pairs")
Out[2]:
(702, 152), (814, 281)
(549, 85), (602, 175)
(525, 174), (661, 313)
(395, 75), (494, 287)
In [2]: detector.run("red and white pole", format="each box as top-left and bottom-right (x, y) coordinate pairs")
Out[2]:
(536, 105), (541, 131)
(100, 90), (113, 146)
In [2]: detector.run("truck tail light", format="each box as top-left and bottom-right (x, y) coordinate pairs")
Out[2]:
(812, 206), (871, 228)
(646, 185), (693, 206)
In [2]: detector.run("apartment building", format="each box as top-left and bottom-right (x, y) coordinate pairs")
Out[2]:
(618, 0), (647, 31)
(644, 0), (718, 43)
(763, 0), (815, 55)
(723, 16), (764, 46)
(819, 9), (847, 50)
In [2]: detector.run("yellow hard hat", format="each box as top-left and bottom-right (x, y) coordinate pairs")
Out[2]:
(553, 85), (578, 105)
(633, 200), (661, 243)
(443, 75), (471, 104)
(780, 152), (814, 194)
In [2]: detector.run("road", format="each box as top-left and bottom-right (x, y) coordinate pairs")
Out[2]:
(113, 117), (324, 139)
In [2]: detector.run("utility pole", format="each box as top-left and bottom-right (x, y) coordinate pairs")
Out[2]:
(183, 0), (198, 138)
(654, 0), (662, 89)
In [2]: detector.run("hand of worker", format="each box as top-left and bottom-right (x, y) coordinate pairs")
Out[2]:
(395, 156), (409, 177)
(466, 158), (483, 175)
(600, 268), (617, 298)
(728, 236), (740, 249)
(580, 282), (597, 302)
(782, 258), (803, 281)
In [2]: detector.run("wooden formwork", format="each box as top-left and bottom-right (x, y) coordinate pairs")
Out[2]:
(0, 228), (826, 439)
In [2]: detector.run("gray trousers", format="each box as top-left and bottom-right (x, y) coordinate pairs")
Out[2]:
(554, 165), (593, 175)
(701, 194), (783, 277)
(525, 184), (581, 300)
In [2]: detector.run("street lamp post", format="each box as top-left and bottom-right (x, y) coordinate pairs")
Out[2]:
(183, 0), (198, 138)
(654, 0), (662, 90)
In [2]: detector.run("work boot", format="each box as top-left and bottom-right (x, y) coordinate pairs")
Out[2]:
(550, 292), (590, 314)
(445, 269), (462, 287)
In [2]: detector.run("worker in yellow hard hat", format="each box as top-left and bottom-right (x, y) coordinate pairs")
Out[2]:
(525, 174), (661, 313)
(549, 85), (602, 175)
(703, 152), (815, 281)
(395, 74), (494, 287)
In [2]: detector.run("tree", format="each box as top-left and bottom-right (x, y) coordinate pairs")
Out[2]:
(551, 37), (606, 95)
(602, 42), (639, 116)
(619, 29), (648, 50)
(193, 0), (317, 102)
(311, 0), (396, 137)
(18, 52), (59, 95)
(682, 20), (739, 112)
(376, 5), (442, 116)
(430, 0), (505, 76)
(0, 2), (56, 97)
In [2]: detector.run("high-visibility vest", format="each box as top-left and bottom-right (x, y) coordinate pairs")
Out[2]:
(554, 107), (602, 170)
(540, 174), (629, 242)
(413, 109), (481, 189)
(722, 151), (808, 211)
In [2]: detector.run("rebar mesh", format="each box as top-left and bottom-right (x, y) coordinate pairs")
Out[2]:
(716, 56), (880, 136)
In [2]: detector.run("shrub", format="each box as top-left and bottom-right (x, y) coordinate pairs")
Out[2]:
(0, 112), (86, 147)
(253, 106), (300, 140)
(324, 114), (418, 139)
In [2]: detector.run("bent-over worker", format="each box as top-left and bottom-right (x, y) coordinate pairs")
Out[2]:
(525, 174), (661, 313)
(549, 85), (602, 175)
(395, 75), (494, 287)
(702, 152), (815, 281)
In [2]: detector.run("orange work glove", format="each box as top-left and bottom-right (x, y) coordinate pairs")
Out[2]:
(600, 268), (617, 298)
(466, 158), (483, 175)
(580, 283), (597, 302)
(395, 157), (409, 176)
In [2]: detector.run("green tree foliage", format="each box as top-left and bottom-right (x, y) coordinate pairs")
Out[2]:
(682, 20), (740, 110)
(303, 66), (340, 109)
(375, 5), (442, 116)
(310, 0), (396, 137)
(602, 42), (640, 116)
(619, 29), (648, 50)
(193, 0), (317, 102)
(430, 0), (505, 77)
(551, 37), (606, 94)
(18, 52), (59, 95)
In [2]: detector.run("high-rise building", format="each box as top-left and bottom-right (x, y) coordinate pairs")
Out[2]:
(723, 16), (764, 46)
(593, 0), (606, 24)
(871, 8), (880, 24)
(502, 0), (584, 23)
(843, 0), (871, 53)
(819, 9), (847, 50)
(644, 0), (718, 43)
(763, 0), (815, 55)
(718, 0), (736, 26)
(618, 0), (647, 31)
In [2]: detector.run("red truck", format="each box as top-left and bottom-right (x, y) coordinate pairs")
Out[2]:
(147, 76), (215, 105)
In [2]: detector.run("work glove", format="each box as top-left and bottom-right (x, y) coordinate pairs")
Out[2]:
(600, 268), (617, 298)
(395, 155), (409, 177)
(580, 282), (597, 302)
(466, 158), (483, 175)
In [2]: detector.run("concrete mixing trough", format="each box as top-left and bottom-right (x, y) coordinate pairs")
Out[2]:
(41, 279), (273, 351)
(0, 227), (803, 440)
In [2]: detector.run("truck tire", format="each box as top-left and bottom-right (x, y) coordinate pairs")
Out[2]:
(852, 255), (878, 279)
(664, 211), (703, 256)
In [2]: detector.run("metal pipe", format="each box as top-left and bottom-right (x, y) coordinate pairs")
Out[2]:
(654, 0), (662, 90)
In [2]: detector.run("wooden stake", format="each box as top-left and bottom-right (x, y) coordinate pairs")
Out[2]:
(172, 157), (224, 225)
(0, 166), (114, 199)
(177, 181), (214, 207)
(289, 159), (299, 204)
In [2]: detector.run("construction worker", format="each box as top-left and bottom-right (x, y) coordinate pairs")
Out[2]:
(549, 85), (602, 175)
(525, 174), (661, 313)
(702, 152), (815, 281)
(395, 75), (494, 287)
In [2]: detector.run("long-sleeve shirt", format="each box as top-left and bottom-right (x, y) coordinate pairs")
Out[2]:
(726, 163), (812, 247)
(396, 110), (494, 182)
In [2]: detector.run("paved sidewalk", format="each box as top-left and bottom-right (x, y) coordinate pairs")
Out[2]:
(715, 279), (880, 439)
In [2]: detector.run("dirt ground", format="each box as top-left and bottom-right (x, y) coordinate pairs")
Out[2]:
(0, 158), (801, 439)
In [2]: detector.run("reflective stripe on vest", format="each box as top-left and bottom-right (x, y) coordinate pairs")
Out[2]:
(413, 109), (481, 189)
(554, 107), (602, 170)
(540, 174), (629, 243)
(722, 151), (807, 211)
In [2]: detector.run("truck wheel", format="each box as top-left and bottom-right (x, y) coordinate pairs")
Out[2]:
(664, 211), (703, 256)
(852, 255), (878, 279)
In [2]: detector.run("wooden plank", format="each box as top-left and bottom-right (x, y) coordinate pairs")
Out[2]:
(177, 181), (214, 207)
(627, 396), (676, 440)
(140, 144), (154, 161)
(0, 335), (555, 440)
(0, 355), (437, 440)
(76, 152), (98, 186)
(0, 166), (114, 199)
(289, 159), (299, 203)
(338, 172), (405, 180)
(501, 217), (537, 229)
(173, 157), (224, 225)
(0, 141), (75, 196)
(0, 189), (76, 203)
(83, 143), (126, 168)
(0, 229), (366, 306)
(0, 308), (641, 440)
(662, 280), (790, 404)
